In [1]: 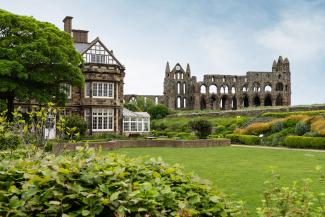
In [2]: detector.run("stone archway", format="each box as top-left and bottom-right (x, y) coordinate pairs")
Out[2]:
(232, 96), (237, 110)
(264, 95), (272, 106)
(200, 95), (206, 110)
(210, 94), (217, 109)
(220, 95), (227, 110)
(276, 95), (283, 106)
(243, 95), (249, 107)
(253, 95), (261, 106)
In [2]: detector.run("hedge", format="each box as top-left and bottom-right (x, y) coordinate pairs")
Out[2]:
(226, 134), (260, 145)
(0, 147), (241, 216)
(284, 136), (325, 149)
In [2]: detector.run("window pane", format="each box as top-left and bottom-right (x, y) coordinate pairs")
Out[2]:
(86, 82), (90, 97)
(98, 117), (102, 129)
(103, 117), (108, 129)
(93, 83), (97, 96)
(103, 83), (108, 96)
(109, 117), (113, 130)
(98, 83), (102, 96)
(93, 117), (97, 129)
(109, 83), (113, 97)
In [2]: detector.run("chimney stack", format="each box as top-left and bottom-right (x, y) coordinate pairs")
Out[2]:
(63, 16), (73, 34)
(72, 29), (89, 43)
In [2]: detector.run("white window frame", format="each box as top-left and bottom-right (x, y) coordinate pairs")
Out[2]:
(92, 82), (114, 99)
(84, 108), (114, 132)
(123, 117), (150, 133)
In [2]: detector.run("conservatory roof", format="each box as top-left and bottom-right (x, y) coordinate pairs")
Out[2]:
(123, 108), (150, 118)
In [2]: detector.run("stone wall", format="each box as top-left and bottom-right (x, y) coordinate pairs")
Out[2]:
(55, 139), (230, 152)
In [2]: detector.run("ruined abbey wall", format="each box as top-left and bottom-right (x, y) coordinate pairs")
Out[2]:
(124, 56), (291, 111)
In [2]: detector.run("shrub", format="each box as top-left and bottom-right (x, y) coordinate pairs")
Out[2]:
(166, 131), (177, 138)
(147, 104), (169, 119)
(238, 135), (260, 145)
(188, 119), (213, 139)
(214, 125), (226, 134)
(310, 116), (325, 136)
(284, 136), (325, 149)
(271, 121), (285, 133)
(294, 121), (309, 136)
(0, 147), (241, 216)
(176, 132), (192, 140)
(225, 134), (240, 143)
(0, 132), (20, 151)
(235, 122), (273, 135)
(303, 131), (320, 137)
(64, 115), (88, 136)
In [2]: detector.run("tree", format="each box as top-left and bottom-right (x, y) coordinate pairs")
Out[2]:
(147, 104), (169, 119)
(188, 119), (213, 139)
(0, 9), (84, 121)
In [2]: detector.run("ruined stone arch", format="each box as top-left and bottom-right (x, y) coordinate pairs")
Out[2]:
(276, 82), (284, 91)
(253, 82), (261, 92)
(183, 97), (187, 108)
(264, 83), (272, 92)
(231, 86), (236, 94)
(232, 96), (237, 110)
(276, 94), (283, 106)
(200, 85), (207, 94)
(200, 95), (206, 110)
(209, 94), (218, 109)
(210, 84), (217, 94)
(220, 95), (227, 110)
(253, 95), (261, 106)
(264, 94), (272, 106)
(242, 95), (249, 107)
(177, 82), (181, 94)
(220, 85), (228, 94)
(176, 97), (181, 108)
(242, 85), (248, 92)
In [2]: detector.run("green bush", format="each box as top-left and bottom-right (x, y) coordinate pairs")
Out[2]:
(284, 136), (325, 149)
(225, 134), (260, 145)
(0, 132), (20, 151)
(166, 131), (177, 138)
(0, 147), (240, 216)
(271, 122), (285, 133)
(238, 135), (260, 145)
(65, 115), (88, 136)
(294, 121), (309, 136)
(176, 132), (192, 140)
(188, 119), (213, 139)
(303, 131), (320, 137)
(147, 104), (169, 119)
(225, 134), (240, 143)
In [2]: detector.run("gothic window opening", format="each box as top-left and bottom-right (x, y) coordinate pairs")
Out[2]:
(220, 96), (227, 110)
(232, 96), (237, 110)
(177, 97), (181, 108)
(253, 95), (261, 106)
(264, 85), (272, 92)
(183, 83), (186, 94)
(243, 95), (249, 107)
(276, 82), (284, 91)
(231, 87), (236, 94)
(200, 96), (206, 110)
(155, 97), (158, 105)
(177, 82), (181, 94)
(183, 98), (187, 108)
(264, 95), (272, 106)
(276, 95), (283, 106)
(210, 85), (217, 94)
(200, 85), (207, 94)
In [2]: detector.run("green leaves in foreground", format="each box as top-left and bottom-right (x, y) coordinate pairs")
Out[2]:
(0, 147), (242, 216)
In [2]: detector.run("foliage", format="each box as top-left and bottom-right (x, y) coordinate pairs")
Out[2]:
(284, 136), (325, 149)
(64, 115), (88, 136)
(271, 121), (285, 133)
(225, 134), (240, 143)
(257, 172), (325, 217)
(124, 101), (140, 112)
(147, 104), (169, 119)
(0, 147), (242, 216)
(188, 119), (213, 139)
(0, 132), (20, 151)
(226, 134), (260, 145)
(310, 116), (325, 136)
(235, 122), (274, 135)
(0, 9), (84, 121)
(295, 121), (310, 136)
(262, 110), (325, 118)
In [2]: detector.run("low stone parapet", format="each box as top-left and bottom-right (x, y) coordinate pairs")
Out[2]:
(56, 139), (230, 152)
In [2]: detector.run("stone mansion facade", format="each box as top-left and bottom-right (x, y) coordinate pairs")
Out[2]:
(125, 56), (291, 110)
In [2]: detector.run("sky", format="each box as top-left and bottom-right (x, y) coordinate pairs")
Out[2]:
(1, 0), (325, 105)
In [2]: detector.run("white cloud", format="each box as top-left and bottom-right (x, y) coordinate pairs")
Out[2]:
(256, 5), (325, 62)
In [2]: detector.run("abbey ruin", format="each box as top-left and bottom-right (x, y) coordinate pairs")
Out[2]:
(125, 56), (291, 110)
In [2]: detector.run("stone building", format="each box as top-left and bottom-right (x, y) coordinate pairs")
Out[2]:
(125, 56), (291, 110)
(63, 16), (125, 133)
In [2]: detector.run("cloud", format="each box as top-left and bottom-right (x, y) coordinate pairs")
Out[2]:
(256, 3), (325, 62)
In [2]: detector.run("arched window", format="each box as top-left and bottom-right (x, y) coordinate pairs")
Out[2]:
(183, 83), (186, 94)
(231, 87), (236, 94)
(264, 95), (272, 106)
(225, 86), (229, 94)
(253, 95), (261, 106)
(234, 77), (237, 82)
(177, 97), (181, 108)
(222, 76), (226, 82)
(220, 96), (227, 110)
(177, 82), (181, 94)
(264, 85), (272, 92)
(253, 83), (261, 92)
(242, 86), (248, 92)
(276, 82), (284, 91)
(183, 98), (187, 108)
(200, 85), (207, 94)
(276, 95), (283, 106)
(243, 95), (249, 107)
(232, 96), (237, 110)
(210, 85), (217, 94)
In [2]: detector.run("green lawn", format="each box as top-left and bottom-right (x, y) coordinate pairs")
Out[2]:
(112, 146), (325, 216)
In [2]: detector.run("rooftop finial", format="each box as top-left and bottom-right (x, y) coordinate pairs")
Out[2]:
(165, 61), (170, 74)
